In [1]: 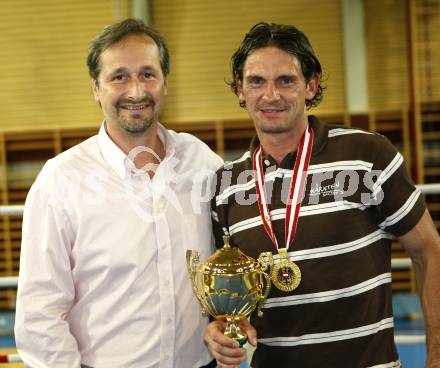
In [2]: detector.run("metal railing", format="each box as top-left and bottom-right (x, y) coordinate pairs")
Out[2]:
(0, 182), (438, 363)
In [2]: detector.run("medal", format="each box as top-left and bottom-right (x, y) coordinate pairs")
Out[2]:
(272, 248), (301, 292)
(253, 125), (313, 292)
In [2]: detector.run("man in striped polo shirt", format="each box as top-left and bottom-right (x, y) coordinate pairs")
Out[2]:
(203, 22), (440, 368)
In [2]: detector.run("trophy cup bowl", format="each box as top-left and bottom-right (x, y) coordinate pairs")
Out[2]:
(186, 236), (273, 346)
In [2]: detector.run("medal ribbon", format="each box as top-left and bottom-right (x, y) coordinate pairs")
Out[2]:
(253, 126), (314, 250)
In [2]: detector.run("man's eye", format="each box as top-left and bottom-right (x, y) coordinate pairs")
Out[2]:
(249, 77), (263, 86)
(280, 77), (294, 85)
(112, 74), (125, 81)
(143, 72), (154, 79)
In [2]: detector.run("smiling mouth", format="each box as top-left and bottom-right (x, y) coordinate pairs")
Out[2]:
(259, 108), (287, 114)
(120, 103), (151, 111)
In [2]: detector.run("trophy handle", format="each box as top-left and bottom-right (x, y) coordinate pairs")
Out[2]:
(185, 250), (209, 316)
(256, 252), (273, 317)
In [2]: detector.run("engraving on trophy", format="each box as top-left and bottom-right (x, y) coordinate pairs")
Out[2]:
(186, 236), (273, 346)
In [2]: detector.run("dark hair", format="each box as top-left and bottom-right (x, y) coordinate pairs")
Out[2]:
(87, 18), (170, 81)
(230, 22), (325, 109)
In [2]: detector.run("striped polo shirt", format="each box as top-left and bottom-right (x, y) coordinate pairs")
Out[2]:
(211, 115), (425, 368)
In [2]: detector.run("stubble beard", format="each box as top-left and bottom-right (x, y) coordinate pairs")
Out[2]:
(117, 113), (156, 134)
(254, 106), (306, 135)
(259, 123), (292, 134)
(253, 105), (296, 134)
(256, 118), (295, 134)
(116, 100), (157, 134)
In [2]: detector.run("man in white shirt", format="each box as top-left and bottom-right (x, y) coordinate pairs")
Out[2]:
(15, 18), (222, 368)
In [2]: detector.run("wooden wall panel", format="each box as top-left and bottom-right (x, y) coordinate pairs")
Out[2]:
(153, 0), (346, 124)
(364, 0), (409, 112)
(365, 0), (440, 111)
(0, 0), (130, 132)
(417, 1), (440, 103)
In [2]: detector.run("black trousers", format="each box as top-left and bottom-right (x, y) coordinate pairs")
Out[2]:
(81, 359), (217, 368)
(200, 359), (217, 368)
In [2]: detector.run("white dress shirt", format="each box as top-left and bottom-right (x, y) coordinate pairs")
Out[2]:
(15, 123), (223, 368)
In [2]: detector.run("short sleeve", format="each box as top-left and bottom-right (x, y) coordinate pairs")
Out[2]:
(371, 135), (426, 236)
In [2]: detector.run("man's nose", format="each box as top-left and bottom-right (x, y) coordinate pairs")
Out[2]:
(127, 79), (145, 99)
(262, 81), (280, 101)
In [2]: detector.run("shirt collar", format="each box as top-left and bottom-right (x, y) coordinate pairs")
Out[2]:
(97, 122), (176, 179)
(249, 115), (328, 169)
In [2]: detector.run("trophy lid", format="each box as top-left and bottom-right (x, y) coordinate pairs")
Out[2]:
(200, 236), (259, 275)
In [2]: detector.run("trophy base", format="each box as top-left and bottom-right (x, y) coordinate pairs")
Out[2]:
(224, 320), (248, 347)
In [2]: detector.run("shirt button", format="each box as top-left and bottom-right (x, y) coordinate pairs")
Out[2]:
(164, 280), (170, 287)
(154, 203), (164, 215)
(164, 353), (170, 360)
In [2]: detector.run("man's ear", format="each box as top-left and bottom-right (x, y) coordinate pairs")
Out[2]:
(305, 74), (320, 100)
(164, 76), (168, 96)
(236, 77), (244, 104)
(92, 79), (100, 103)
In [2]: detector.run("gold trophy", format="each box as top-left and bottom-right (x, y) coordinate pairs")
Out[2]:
(186, 236), (273, 346)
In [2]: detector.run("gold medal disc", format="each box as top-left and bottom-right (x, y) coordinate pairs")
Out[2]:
(272, 249), (301, 292)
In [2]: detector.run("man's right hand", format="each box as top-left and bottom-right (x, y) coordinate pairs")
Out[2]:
(204, 318), (257, 368)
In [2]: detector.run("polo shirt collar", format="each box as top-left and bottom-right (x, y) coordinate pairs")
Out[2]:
(249, 115), (328, 168)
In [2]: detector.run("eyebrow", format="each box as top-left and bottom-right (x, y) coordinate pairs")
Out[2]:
(108, 66), (157, 75)
(245, 74), (264, 80)
(109, 67), (127, 75)
(278, 74), (296, 79)
(139, 66), (157, 73)
(245, 73), (296, 80)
